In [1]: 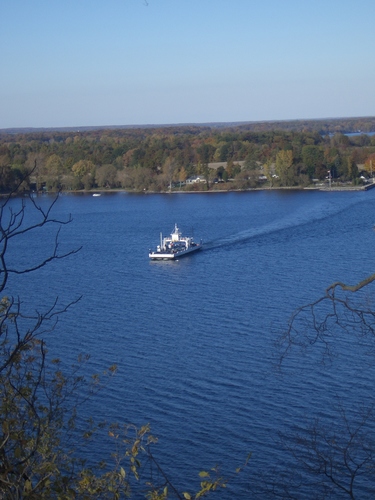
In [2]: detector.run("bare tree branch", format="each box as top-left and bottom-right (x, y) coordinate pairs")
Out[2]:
(276, 273), (375, 366)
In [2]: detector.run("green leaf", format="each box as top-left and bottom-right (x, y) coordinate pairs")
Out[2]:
(183, 493), (191, 499)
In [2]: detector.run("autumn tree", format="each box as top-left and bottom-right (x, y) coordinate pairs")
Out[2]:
(43, 154), (65, 191)
(262, 159), (274, 188)
(162, 157), (178, 191)
(275, 150), (295, 186)
(72, 160), (96, 190)
(95, 164), (118, 188)
(0, 189), (89, 497)
(178, 166), (187, 186)
(1, 124), (375, 191)
(363, 154), (375, 176)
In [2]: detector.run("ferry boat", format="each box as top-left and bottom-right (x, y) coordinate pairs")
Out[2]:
(149, 224), (203, 260)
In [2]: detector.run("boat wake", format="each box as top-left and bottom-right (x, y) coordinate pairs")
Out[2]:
(203, 199), (361, 251)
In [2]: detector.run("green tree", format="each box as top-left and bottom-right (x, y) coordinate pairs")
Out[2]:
(0, 166), (18, 193)
(216, 166), (225, 181)
(346, 155), (359, 181)
(301, 145), (324, 179)
(226, 161), (241, 179)
(197, 144), (215, 188)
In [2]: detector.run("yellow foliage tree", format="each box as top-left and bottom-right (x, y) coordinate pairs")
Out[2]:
(275, 150), (295, 186)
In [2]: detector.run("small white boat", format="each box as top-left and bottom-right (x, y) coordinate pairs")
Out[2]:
(92, 193), (101, 197)
(149, 224), (202, 260)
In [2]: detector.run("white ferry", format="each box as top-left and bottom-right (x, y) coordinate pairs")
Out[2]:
(149, 224), (203, 260)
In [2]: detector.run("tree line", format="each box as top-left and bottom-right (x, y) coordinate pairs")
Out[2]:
(1, 118), (375, 193)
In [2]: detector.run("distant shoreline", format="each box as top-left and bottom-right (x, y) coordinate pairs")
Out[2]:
(62, 183), (375, 195)
(6, 182), (374, 198)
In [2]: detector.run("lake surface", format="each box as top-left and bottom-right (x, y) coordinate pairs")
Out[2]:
(6, 189), (375, 498)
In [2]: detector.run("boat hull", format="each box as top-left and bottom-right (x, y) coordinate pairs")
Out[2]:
(149, 244), (202, 260)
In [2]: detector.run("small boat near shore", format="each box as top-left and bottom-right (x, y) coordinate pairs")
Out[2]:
(149, 224), (202, 260)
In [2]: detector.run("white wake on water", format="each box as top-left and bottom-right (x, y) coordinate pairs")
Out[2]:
(204, 198), (359, 250)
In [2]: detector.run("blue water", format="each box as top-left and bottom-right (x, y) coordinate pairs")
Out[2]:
(5, 189), (375, 498)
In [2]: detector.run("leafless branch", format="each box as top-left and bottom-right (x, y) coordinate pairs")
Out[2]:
(0, 162), (82, 286)
(276, 402), (375, 498)
(276, 273), (375, 366)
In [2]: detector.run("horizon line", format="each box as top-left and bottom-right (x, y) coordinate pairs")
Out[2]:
(1, 115), (375, 133)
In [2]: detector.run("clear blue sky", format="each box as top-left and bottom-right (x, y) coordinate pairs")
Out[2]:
(1, 0), (375, 128)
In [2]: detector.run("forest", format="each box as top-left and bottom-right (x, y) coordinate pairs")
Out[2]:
(1, 116), (375, 193)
